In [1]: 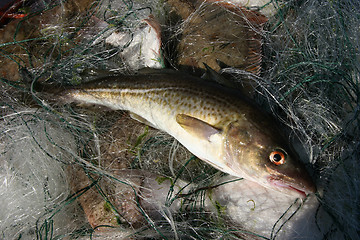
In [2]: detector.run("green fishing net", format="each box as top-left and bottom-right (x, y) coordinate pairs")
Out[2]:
(0, 0), (359, 239)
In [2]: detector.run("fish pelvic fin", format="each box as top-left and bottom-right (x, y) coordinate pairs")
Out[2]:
(176, 114), (221, 141)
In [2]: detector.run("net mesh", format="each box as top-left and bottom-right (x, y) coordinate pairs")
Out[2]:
(0, 0), (359, 239)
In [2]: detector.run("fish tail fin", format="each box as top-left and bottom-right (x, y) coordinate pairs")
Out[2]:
(19, 67), (71, 106)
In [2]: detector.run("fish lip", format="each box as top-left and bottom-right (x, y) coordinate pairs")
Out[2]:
(267, 176), (308, 198)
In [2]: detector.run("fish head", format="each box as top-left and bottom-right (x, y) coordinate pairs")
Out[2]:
(223, 120), (316, 198)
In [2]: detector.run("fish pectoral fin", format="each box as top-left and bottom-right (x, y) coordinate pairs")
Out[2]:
(176, 114), (221, 141)
(130, 112), (157, 129)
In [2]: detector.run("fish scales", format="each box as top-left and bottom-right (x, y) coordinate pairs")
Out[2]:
(59, 69), (316, 197)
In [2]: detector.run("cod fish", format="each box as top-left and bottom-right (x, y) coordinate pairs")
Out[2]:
(56, 69), (316, 198)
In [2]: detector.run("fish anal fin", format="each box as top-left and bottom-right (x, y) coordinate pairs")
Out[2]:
(176, 114), (221, 141)
(130, 112), (157, 129)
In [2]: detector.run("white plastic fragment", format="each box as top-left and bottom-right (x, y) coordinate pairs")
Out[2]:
(105, 15), (164, 70)
(207, 176), (330, 239)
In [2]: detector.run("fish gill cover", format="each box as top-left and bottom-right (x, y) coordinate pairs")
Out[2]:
(0, 0), (359, 239)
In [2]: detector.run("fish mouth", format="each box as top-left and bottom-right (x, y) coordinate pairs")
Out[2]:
(265, 165), (316, 198)
(267, 176), (308, 198)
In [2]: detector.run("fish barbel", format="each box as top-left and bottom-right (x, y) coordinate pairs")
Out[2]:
(57, 69), (316, 198)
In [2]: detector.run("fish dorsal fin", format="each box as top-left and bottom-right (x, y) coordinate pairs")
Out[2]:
(241, 7), (267, 76)
(78, 68), (119, 82)
(201, 63), (238, 89)
(176, 114), (221, 141)
(244, 30), (263, 75)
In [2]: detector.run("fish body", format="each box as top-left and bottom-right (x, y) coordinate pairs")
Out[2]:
(59, 69), (316, 197)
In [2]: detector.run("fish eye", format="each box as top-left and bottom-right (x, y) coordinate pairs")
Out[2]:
(269, 150), (286, 165)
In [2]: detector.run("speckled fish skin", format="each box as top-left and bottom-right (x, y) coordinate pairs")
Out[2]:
(59, 69), (316, 198)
